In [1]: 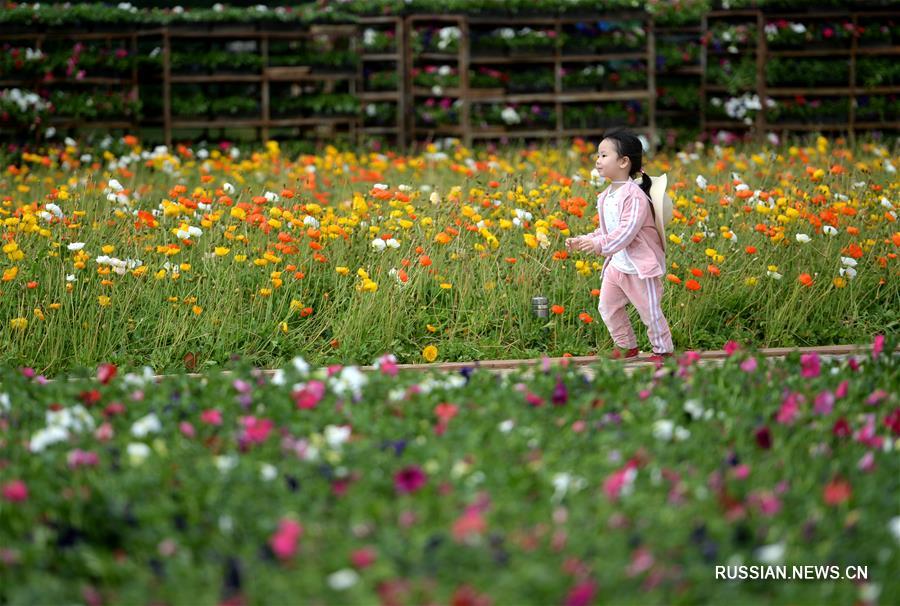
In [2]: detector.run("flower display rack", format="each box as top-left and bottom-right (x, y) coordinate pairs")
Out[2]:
(0, 30), (157, 141)
(761, 9), (900, 138)
(700, 9), (766, 140)
(654, 20), (703, 148)
(406, 14), (469, 145)
(459, 12), (656, 146)
(358, 15), (407, 150)
(160, 23), (361, 147)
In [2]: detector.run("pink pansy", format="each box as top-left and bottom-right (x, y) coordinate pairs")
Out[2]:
(525, 392), (544, 407)
(603, 460), (639, 502)
(292, 381), (325, 410)
(857, 451), (876, 473)
(679, 351), (701, 367)
(732, 464), (750, 480)
(97, 363), (117, 385)
(872, 334), (885, 359)
(179, 421), (195, 438)
(269, 518), (303, 561)
(2, 480), (28, 502)
(835, 380), (849, 399)
(95, 422), (114, 442)
(814, 391), (835, 415)
(452, 507), (487, 542)
(638, 389), (651, 400)
(776, 392), (804, 425)
(750, 491), (781, 517)
(724, 340), (741, 356)
(239, 416), (274, 445)
(350, 547), (377, 569)
(564, 580), (597, 606)
(866, 390), (888, 406)
(740, 357), (758, 373)
(326, 364), (343, 377)
(232, 379), (252, 394)
(854, 414), (883, 449)
(376, 354), (398, 377)
(627, 547), (655, 577)
(800, 353), (821, 378)
(394, 465), (427, 494)
(67, 449), (99, 469)
(200, 409), (223, 425)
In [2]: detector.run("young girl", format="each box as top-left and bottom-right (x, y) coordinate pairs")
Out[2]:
(565, 128), (674, 362)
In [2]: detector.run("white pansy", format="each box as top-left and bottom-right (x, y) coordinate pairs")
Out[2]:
(260, 463), (278, 481)
(327, 569), (359, 591)
(889, 516), (900, 543)
(324, 425), (352, 449)
(131, 413), (162, 437)
(215, 455), (238, 473)
(29, 426), (69, 452)
(756, 542), (786, 565)
(501, 107), (521, 125)
(499, 419), (515, 433)
(652, 419), (674, 441)
(127, 442), (151, 465)
(329, 366), (367, 400)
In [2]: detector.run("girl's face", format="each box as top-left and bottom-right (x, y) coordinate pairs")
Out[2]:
(595, 139), (631, 180)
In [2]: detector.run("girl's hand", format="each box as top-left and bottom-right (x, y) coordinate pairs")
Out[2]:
(570, 239), (594, 253)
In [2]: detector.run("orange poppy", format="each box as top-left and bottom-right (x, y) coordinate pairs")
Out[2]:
(685, 279), (701, 291)
(551, 304), (565, 315)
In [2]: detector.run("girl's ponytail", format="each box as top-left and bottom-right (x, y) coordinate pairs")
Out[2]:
(636, 168), (652, 200)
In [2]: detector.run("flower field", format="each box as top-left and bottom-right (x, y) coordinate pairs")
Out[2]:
(1, 339), (898, 603)
(0, 136), (898, 374)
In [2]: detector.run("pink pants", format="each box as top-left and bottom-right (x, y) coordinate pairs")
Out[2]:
(598, 266), (674, 354)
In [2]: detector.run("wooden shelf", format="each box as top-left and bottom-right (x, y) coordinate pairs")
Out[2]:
(412, 87), (464, 97)
(362, 126), (400, 134)
(360, 91), (401, 101)
(766, 86), (900, 96)
(47, 119), (134, 128)
(471, 90), (652, 103)
(0, 77), (134, 86)
(855, 122), (900, 129)
(171, 116), (357, 129)
(469, 52), (646, 65)
(361, 53), (401, 61)
(768, 48), (851, 57)
(171, 74), (261, 83)
(417, 53), (459, 61)
(705, 121), (754, 129)
(766, 123), (851, 130)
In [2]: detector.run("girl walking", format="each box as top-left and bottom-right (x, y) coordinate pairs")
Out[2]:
(565, 128), (674, 362)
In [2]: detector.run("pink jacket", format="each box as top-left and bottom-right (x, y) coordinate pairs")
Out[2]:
(577, 180), (666, 281)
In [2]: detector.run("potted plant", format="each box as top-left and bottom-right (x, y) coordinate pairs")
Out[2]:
(507, 28), (558, 57)
(364, 102), (397, 127)
(507, 69), (555, 94)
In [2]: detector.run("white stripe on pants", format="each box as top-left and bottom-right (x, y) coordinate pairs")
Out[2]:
(597, 266), (674, 354)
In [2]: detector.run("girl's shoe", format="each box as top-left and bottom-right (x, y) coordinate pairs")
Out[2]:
(610, 347), (640, 360)
(647, 352), (674, 364)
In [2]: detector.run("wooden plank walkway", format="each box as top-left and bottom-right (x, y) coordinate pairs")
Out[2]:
(353, 344), (877, 374)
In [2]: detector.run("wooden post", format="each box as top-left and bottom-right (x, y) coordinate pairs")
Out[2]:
(755, 8), (765, 142)
(163, 28), (171, 148)
(460, 15), (471, 148)
(647, 14), (657, 152)
(261, 33), (269, 142)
